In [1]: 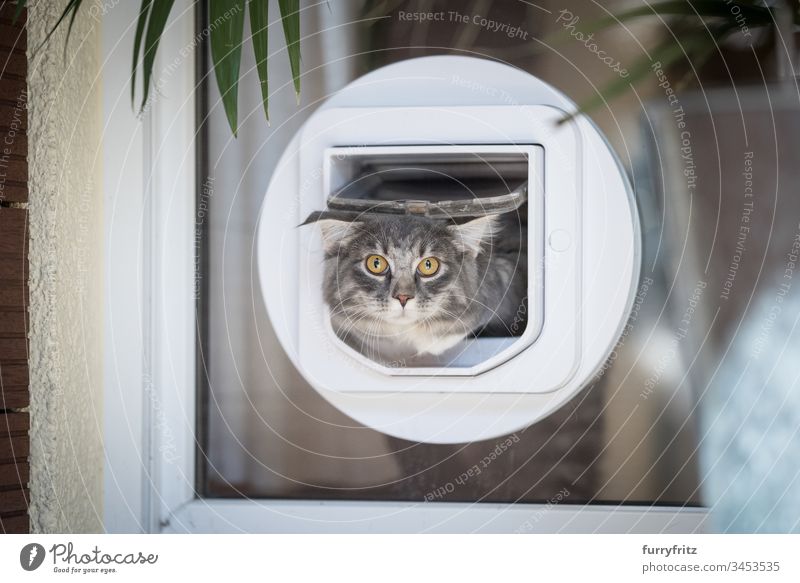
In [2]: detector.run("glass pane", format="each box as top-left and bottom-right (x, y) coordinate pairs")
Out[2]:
(197, 0), (700, 506)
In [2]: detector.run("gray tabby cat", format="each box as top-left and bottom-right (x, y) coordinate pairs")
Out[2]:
(305, 211), (526, 362)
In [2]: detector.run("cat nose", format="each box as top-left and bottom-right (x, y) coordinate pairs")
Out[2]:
(394, 293), (413, 307)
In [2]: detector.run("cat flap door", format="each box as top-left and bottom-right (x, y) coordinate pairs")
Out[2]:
(297, 133), (568, 386)
(325, 175), (528, 219)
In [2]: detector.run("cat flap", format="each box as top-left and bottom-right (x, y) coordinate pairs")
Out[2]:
(324, 181), (528, 219)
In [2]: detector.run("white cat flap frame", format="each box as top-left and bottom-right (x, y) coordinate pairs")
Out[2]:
(258, 56), (640, 444)
(297, 111), (577, 392)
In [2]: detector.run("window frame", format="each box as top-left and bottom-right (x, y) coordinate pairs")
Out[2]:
(102, 0), (709, 533)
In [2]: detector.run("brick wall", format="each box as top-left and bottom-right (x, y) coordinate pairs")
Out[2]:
(0, 1), (28, 534)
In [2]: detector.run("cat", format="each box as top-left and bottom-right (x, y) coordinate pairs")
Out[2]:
(303, 210), (527, 362)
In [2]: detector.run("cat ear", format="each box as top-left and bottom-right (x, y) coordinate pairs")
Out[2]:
(448, 215), (498, 256)
(300, 211), (363, 252)
(316, 219), (362, 253)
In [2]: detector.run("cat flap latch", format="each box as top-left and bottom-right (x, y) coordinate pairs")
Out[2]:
(325, 182), (528, 219)
(404, 201), (430, 215)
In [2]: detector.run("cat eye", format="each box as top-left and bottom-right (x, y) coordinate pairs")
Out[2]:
(417, 257), (440, 277)
(365, 254), (389, 275)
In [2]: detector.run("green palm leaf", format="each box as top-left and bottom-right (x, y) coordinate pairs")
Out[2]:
(21, 0), (317, 134)
(561, 27), (729, 123)
(210, 0), (245, 135)
(249, 0), (270, 122)
(278, 0), (301, 97)
(132, 0), (153, 104)
(141, 0), (176, 111)
(63, 0), (87, 51)
(33, 0), (85, 54)
(613, 0), (770, 24)
(12, 0), (26, 25)
(547, 0), (773, 46)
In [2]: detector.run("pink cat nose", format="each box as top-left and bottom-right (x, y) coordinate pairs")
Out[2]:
(395, 294), (413, 307)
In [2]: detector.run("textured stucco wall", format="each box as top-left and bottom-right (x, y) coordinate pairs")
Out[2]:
(27, 0), (104, 533)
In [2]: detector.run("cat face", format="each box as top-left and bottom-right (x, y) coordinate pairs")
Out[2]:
(314, 213), (497, 341)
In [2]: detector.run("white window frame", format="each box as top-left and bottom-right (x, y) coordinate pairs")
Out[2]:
(102, 0), (709, 534)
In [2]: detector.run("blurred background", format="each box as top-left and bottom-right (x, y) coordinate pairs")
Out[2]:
(197, 0), (800, 530)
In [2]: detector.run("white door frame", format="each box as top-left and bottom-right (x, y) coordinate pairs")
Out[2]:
(102, 0), (709, 534)
(103, 0), (197, 533)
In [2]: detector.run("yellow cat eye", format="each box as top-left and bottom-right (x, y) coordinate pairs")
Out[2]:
(417, 257), (440, 277)
(365, 254), (389, 275)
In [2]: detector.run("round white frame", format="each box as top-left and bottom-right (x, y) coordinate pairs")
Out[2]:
(257, 56), (640, 444)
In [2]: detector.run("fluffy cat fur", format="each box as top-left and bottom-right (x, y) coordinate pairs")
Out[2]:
(305, 211), (526, 362)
